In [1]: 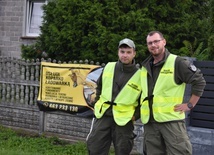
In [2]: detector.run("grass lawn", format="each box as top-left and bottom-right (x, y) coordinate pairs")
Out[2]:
(0, 126), (92, 155)
(0, 125), (140, 155)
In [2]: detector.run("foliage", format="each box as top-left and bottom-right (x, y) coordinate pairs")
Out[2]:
(206, 34), (214, 60)
(179, 34), (214, 61)
(179, 38), (209, 60)
(21, 43), (44, 60)
(33, 0), (152, 63)
(21, 0), (212, 62)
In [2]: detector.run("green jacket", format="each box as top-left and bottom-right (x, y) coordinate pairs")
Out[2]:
(141, 49), (206, 122)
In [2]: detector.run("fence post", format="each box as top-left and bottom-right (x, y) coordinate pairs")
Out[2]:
(39, 111), (45, 135)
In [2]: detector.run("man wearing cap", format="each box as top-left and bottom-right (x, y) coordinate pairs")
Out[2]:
(86, 38), (142, 155)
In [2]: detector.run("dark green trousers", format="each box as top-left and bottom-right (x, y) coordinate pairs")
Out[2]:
(143, 121), (192, 155)
(86, 116), (135, 155)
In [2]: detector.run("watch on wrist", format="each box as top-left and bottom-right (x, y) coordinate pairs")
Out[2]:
(187, 102), (194, 110)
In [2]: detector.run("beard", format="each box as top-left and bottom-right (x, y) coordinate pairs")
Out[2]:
(150, 47), (164, 56)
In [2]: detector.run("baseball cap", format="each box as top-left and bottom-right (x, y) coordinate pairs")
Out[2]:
(118, 38), (135, 49)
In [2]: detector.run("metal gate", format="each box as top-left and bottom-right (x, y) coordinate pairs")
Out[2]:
(190, 61), (214, 129)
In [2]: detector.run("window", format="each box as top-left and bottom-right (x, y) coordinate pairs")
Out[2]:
(25, 0), (47, 37)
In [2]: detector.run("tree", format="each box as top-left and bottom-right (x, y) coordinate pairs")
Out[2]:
(21, 0), (212, 62)
(32, 0), (152, 63)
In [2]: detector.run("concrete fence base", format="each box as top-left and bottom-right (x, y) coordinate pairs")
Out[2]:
(0, 103), (214, 155)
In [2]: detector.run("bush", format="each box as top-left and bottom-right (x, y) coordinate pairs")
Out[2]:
(21, 0), (212, 62)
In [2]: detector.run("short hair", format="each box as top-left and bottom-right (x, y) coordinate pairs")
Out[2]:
(147, 31), (164, 39)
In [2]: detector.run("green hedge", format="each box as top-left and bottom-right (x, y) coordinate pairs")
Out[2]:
(21, 0), (214, 62)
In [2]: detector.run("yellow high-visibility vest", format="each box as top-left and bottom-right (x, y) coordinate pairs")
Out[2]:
(94, 62), (141, 126)
(141, 54), (186, 124)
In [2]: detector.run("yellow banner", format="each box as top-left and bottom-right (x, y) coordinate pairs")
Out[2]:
(37, 62), (103, 116)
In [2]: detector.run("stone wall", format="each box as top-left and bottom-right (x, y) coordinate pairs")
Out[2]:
(0, 104), (40, 131)
(0, 102), (143, 154)
(0, 102), (213, 155)
(188, 127), (214, 155)
(0, 0), (37, 57)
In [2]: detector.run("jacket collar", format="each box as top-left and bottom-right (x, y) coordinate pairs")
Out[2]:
(117, 59), (137, 73)
(142, 49), (170, 69)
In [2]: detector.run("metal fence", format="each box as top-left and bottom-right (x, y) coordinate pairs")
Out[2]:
(190, 61), (214, 129)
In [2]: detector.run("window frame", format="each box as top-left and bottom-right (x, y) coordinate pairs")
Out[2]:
(24, 0), (47, 37)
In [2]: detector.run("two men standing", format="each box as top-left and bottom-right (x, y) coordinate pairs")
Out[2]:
(87, 31), (206, 155)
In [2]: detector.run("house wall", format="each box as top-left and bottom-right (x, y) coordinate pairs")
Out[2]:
(0, 0), (36, 57)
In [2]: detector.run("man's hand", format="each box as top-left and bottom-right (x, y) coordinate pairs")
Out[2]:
(174, 103), (190, 114)
(132, 116), (135, 121)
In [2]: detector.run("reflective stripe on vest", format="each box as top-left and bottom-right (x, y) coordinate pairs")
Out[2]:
(94, 62), (141, 126)
(140, 54), (186, 124)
